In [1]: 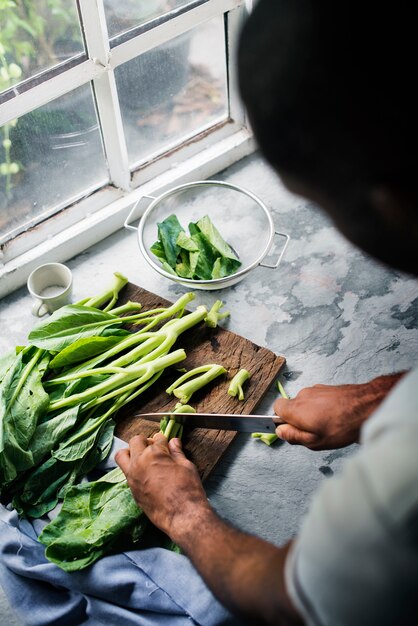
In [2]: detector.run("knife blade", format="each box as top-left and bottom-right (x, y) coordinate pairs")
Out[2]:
(137, 412), (279, 433)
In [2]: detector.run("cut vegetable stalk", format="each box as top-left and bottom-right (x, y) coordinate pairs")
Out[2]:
(251, 433), (278, 446)
(80, 272), (128, 311)
(252, 379), (288, 446)
(228, 369), (251, 401)
(204, 300), (230, 328)
(166, 364), (227, 404)
(159, 403), (195, 441)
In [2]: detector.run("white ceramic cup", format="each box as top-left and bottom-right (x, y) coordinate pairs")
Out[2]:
(27, 263), (73, 317)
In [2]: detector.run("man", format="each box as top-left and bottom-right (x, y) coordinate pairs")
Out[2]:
(116, 2), (418, 624)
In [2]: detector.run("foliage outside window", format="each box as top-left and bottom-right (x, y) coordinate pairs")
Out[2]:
(0, 0), (250, 297)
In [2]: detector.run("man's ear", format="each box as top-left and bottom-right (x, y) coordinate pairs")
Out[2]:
(369, 186), (418, 233)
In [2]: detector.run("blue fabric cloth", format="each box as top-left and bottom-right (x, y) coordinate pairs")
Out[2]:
(0, 440), (241, 626)
(0, 505), (241, 626)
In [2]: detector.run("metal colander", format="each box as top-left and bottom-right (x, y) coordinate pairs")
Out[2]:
(125, 180), (289, 290)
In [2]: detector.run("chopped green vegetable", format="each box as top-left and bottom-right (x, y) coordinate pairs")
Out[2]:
(251, 433), (278, 446)
(160, 403), (196, 441)
(252, 378), (288, 446)
(150, 214), (241, 280)
(228, 369), (251, 401)
(157, 214), (183, 268)
(204, 300), (230, 328)
(277, 379), (290, 399)
(166, 364), (227, 404)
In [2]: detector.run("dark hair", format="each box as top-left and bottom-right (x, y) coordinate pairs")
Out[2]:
(238, 1), (417, 194)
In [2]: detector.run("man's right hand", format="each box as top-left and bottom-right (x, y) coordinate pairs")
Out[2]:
(273, 373), (405, 450)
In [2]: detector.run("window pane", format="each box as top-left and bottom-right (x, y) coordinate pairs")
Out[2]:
(0, 1), (84, 94)
(115, 16), (228, 168)
(0, 84), (108, 241)
(104, 0), (196, 39)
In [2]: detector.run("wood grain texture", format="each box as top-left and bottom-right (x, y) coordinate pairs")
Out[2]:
(115, 283), (285, 481)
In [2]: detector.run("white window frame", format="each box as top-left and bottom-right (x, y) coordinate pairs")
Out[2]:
(0, 0), (254, 298)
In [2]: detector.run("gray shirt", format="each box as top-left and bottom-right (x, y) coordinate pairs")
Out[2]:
(285, 368), (418, 626)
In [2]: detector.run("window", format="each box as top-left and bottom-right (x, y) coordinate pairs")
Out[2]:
(0, 0), (253, 296)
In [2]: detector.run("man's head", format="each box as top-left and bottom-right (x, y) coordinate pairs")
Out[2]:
(238, 0), (418, 275)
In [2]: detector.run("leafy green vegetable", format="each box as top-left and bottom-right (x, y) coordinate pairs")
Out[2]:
(1, 272), (232, 570)
(49, 335), (123, 369)
(196, 215), (239, 261)
(39, 467), (146, 572)
(150, 214), (242, 281)
(28, 305), (148, 353)
(0, 348), (50, 487)
(157, 214), (184, 268)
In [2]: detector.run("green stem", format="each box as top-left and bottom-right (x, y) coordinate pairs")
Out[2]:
(107, 301), (142, 316)
(48, 349), (186, 412)
(7, 348), (45, 414)
(251, 433), (279, 446)
(167, 364), (227, 404)
(81, 272), (128, 310)
(82, 369), (164, 411)
(228, 369), (251, 401)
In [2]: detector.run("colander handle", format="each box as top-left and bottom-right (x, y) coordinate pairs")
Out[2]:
(124, 195), (156, 231)
(259, 231), (290, 269)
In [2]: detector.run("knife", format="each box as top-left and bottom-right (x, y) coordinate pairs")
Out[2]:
(137, 412), (280, 433)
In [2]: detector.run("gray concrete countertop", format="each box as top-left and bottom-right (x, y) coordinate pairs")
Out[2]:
(1, 152), (418, 623)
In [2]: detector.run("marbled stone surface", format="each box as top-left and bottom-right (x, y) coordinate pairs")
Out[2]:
(1, 153), (418, 623)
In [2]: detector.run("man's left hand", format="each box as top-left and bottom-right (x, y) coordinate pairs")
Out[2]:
(115, 434), (210, 539)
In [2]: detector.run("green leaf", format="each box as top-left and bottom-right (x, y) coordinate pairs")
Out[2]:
(52, 412), (108, 462)
(211, 256), (241, 279)
(157, 214), (183, 268)
(175, 250), (193, 279)
(196, 215), (240, 262)
(39, 468), (145, 571)
(28, 305), (121, 352)
(49, 335), (123, 369)
(12, 456), (73, 518)
(0, 349), (17, 383)
(150, 240), (167, 262)
(190, 232), (218, 280)
(0, 350), (50, 485)
(176, 230), (199, 253)
(29, 406), (80, 465)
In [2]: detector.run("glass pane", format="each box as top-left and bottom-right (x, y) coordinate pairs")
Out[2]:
(104, 0), (195, 39)
(0, 84), (108, 241)
(115, 16), (228, 168)
(0, 1), (83, 94)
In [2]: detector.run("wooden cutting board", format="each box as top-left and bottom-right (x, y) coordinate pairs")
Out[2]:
(115, 283), (285, 481)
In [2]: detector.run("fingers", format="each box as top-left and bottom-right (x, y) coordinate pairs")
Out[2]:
(168, 437), (183, 454)
(168, 437), (191, 465)
(129, 434), (150, 455)
(274, 397), (306, 429)
(276, 424), (319, 448)
(115, 447), (130, 474)
(116, 434), (166, 474)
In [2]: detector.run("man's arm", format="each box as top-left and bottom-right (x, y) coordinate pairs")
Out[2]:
(116, 435), (303, 626)
(273, 372), (405, 450)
